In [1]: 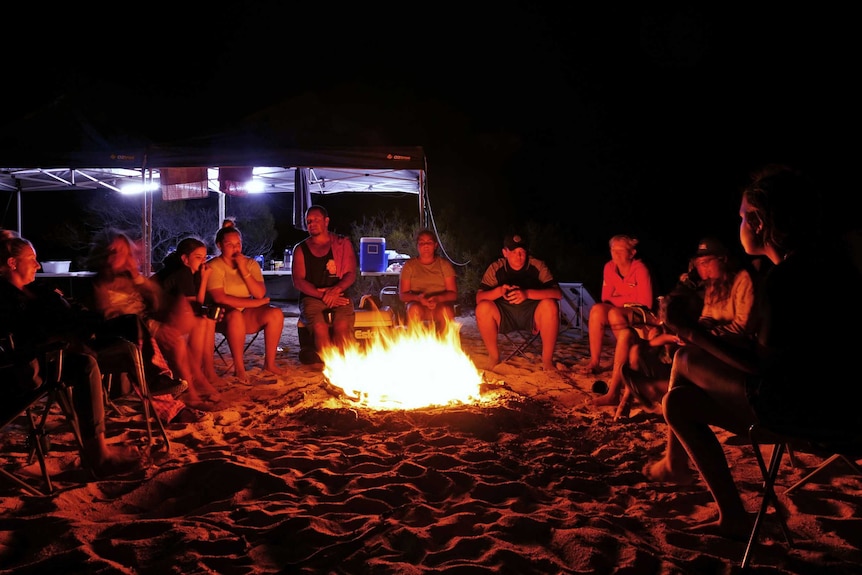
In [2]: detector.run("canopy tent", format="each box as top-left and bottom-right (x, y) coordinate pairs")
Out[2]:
(0, 97), (429, 272)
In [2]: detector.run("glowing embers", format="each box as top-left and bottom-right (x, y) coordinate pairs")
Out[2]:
(322, 320), (484, 410)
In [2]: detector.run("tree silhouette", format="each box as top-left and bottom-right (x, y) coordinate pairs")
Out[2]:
(81, 191), (277, 269)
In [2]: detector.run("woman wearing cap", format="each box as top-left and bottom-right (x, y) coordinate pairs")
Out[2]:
(399, 229), (458, 331)
(579, 234), (654, 375)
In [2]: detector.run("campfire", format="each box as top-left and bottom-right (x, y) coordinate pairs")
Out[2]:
(322, 320), (486, 410)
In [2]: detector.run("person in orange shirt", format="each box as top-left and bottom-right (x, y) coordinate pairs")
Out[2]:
(579, 234), (653, 375)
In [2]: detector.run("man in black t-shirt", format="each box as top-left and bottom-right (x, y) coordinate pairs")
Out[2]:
(475, 233), (562, 372)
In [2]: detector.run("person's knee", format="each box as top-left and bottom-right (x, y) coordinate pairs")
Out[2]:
(663, 384), (700, 424)
(475, 301), (498, 323)
(535, 299), (558, 320)
(590, 303), (609, 321)
(266, 306), (284, 324)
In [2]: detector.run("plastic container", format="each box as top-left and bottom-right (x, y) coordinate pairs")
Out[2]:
(283, 247), (292, 271)
(41, 261), (71, 273)
(359, 237), (387, 273)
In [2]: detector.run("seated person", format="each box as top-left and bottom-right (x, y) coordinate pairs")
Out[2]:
(0, 232), (141, 476)
(579, 234), (653, 375)
(88, 229), (208, 422)
(153, 237), (224, 407)
(206, 225), (285, 382)
(642, 164), (862, 540)
(292, 205), (357, 361)
(399, 228), (458, 331)
(624, 238), (756, 410)
(475, 233), (562, 372)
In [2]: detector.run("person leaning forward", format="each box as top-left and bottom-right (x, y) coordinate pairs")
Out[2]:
(475, 233), (562, 372)
(292, 205), (357, 358)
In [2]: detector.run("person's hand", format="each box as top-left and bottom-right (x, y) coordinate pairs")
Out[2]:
(426, 296), (437, 309)
(233, 255), (252, 277)
(504, 286), (525, 305)
(321, 287), (346, 308)
(200, 262), (213, 281)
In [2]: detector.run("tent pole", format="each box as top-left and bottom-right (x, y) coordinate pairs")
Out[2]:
(419, 169), (427, 228)
(142, 168), (153, 274)
(16, 183), (23, 235)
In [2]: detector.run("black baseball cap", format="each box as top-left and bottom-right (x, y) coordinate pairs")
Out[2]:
(504, 234), (528, 251)
(694, 237), (727, 258)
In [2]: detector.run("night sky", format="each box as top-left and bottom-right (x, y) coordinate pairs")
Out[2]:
(3, 5), (858, 292)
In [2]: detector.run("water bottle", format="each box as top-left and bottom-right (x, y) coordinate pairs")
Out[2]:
(283, 247), (292, 270)
(254, 255), (265, 270)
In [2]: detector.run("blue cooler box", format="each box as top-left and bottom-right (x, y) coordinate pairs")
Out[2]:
(360, 237), (387, 272)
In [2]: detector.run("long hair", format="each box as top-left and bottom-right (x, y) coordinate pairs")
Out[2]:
(162, 236), (206, 273)
(702, 256), (740, 307)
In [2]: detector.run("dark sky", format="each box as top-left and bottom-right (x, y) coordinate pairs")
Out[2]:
(4, 5), (858, 290)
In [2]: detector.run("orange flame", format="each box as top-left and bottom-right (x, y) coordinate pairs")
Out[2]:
(322, 320), (485, 410)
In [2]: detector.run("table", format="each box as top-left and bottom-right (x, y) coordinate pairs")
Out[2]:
(34, 271), (96, 301)
(261, 270), (298, 300)
(359, 270), (401, 294)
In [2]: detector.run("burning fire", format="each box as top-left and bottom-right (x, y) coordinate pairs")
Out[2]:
(322, 320), (485, 410)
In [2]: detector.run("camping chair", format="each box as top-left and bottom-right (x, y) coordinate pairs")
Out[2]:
(0, 335), (83, 497)
(502, 329), (541, 362)
(740, 421), (862, 572)
(93, 314), (171, 453)
(501, 300), (563, 362)
(214, 323), (262, 375)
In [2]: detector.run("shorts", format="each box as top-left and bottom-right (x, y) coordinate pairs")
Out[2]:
(300, 296), (355, 327)
(496, 300), (540, 333)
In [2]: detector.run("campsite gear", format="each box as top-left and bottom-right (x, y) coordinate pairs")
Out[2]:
(360, 238), (387, 273)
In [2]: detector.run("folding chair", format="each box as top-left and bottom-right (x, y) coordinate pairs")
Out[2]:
(214, 324), (262, 375)
(740, 422), (862, 572)
(502, 329), (541, 361)
(0, 337), (83, 497)
(96, 335), (171, 453)
(93, 314), (171, 452)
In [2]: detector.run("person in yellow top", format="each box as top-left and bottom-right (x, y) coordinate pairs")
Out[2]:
(207, 225), (285, 382)
(399, 229), (458, 330)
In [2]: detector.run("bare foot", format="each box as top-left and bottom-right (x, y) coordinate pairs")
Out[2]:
(685, 515), (753, 542)
(541, 363), (557, 372)
(264, 363), (285, 376)
(643, 458), (696, 485)
(483, 361), (503, 373)
(185, 398), (228, 412)
(591, 392), (620, 407)
(87, 444), (142, 478)
(576, 362), (604, 375)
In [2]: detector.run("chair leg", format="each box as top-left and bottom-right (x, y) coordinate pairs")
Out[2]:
(742, 435), (795, 571)
(132, 351), (170, 453)
(25, 405), (53, 495)
(784, 453), (862, 495)
(215, 331), (261, 375)
(503, 331), (539, 362)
